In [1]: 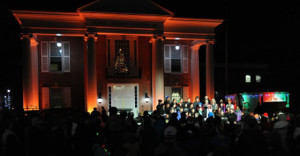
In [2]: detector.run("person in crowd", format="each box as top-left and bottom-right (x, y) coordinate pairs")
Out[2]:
(183, 102), (189, 113)
(214, 107), (222, 117)
(235, 106), (243, 122)
(186, 98), (192, 106)
(156, 100), (165, 116)
(202, 104), (208, 119)
(165, 103), (171, 115)
(164, 96), (171, 106)
(101, 106), (107, 116)
(178, 98), (184, 107)
(154, 126), (186, 156)
(226, 99), (234, 110)
(0, 112), (23, 156)
(203, 99), (212, 119)
(220, 99), (226, 113)
(189, 103), (194, 112)
(91, 107), (100, 117)
(273, 112), (289, 152)
(202, 95), (210, 104)
(193, 96), (201, 110)
(171, 99), (178, 110)
(211, 98), (218, 113)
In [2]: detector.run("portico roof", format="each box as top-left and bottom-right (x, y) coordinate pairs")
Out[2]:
(78, 0), (174, 16)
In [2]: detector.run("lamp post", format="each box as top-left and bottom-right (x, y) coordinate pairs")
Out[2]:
(145, 93), (149, 103)
(97, 93), (103, 104)
(7, 89), (11, 109)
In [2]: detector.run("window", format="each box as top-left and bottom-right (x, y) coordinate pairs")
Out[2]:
(245, 75), (251, 83)
(41, 87), (71, 109)
(41, 41), (70, 72)
(50, 88), (64, 108)
(106, 36), (138, 77)
(115, 40), (130, 74)
(256, 75), (261, 83)
(164, 45), (188, 73)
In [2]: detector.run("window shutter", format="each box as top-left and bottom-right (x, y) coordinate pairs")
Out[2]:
(64, 87), (71, 108)
(164, 45), (171, 73)
(165, 87), (172, 99)
(183, 86), (189, 101)
(63, 42), (70, 72)
(182, 45), (188, 73)
(42, 87), (49, 109)
(41, 41), (49, 72)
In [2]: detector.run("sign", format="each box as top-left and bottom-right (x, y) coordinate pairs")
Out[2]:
(263, 92), (287, 102)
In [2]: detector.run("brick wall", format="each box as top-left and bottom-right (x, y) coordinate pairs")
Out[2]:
(38, 36), (85, 110)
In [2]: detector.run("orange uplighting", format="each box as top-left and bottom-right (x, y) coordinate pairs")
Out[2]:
(23, 37), (39, 111)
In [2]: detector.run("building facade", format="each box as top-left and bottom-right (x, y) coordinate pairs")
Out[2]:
(13, 0), (222, 114)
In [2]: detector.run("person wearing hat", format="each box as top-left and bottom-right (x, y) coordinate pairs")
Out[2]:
(154, 126), (186, 156)
(156, 99), (165, 116)
(164, 96), (170, 106)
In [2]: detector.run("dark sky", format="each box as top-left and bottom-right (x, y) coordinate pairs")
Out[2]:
(1, 0), (300, 102)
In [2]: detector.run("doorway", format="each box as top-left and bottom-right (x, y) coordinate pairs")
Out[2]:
(108, 83), (139, 117)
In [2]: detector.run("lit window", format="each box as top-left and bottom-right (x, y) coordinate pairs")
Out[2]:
(245, 75), (251, 83)
(50, 43), (63, 72)
(256, 75), (261, 83)
(41, 41), (70, 72)
(164, 44), (188, 73)
(106, 36), (138, 77)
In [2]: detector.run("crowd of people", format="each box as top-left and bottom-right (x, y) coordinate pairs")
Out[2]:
(0, 97), (300, 156)
(156, 96), (243, 123)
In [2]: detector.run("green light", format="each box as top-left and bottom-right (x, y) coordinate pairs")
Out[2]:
(96, 132), (99, 135)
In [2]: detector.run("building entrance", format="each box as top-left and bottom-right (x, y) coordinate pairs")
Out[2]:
(108, 83), (139, 117)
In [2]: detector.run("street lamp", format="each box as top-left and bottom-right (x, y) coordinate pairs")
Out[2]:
(7, 89), (11, 109)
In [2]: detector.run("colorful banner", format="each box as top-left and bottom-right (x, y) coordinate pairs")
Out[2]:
(263, 92), (288, 102)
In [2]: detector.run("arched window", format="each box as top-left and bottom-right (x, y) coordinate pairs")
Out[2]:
(245, 75), (251, 83)
(256, 75), (261, 83)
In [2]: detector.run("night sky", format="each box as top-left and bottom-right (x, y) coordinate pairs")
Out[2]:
(1, 0), (300, 107)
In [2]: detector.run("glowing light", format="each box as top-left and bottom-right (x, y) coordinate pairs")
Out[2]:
(175, 45), (180, 50)
(145, 93), (150, 103)
(97, 97), (103, 103)
(56, 42), (62, 47)
(56, 34), (62, 36)
(7, 89), (10, 93)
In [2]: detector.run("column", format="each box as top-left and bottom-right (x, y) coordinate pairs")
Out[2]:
(190, 40), (204, 101)
(21, 34), (39, 110)
(206, 40), (215, 100)
(151, 36), (164, 111)
(85, 33), (98, 113)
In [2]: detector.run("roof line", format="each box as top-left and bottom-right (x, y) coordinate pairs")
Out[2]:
(148, 0), (174, 16)
(79, 10), (173, 17)
(77, 0), (100, 12)
(169, 17), (223, 23)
